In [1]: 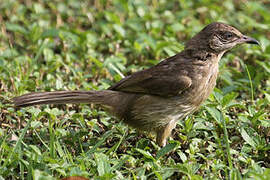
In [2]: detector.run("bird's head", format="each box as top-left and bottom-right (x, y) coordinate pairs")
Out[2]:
(186, 22), (260, 53)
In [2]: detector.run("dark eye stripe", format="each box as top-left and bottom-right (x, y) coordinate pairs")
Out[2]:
(217, 31), (237, 42)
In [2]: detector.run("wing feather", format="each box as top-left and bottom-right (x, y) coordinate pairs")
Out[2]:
(109, 54), (192, 97)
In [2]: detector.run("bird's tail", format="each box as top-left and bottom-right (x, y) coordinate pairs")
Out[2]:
(13, 90), (120, 108)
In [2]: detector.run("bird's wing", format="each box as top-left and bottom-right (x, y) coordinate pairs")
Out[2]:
(109, 55), (192, 97)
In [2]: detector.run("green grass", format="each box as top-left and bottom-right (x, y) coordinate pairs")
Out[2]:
(1, 0), (270, 179)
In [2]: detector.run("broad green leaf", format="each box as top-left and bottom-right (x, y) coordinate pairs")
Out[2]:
(5, 23), (28, 34)
(156, 142), (177, 159)
(135, 148), (155, 161)
(95, 153), (111, 176)
(240, 128), (257, 148)
(205, 106), (222, 126)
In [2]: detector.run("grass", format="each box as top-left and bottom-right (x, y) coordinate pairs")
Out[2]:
(0, 0), (270, 179)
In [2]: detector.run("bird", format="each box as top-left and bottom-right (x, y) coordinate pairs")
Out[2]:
(13, 22), (259, 147)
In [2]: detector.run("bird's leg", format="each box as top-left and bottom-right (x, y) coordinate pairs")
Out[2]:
(156, 120), (177, 147)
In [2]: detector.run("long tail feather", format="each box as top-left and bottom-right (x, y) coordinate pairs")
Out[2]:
(13, 90), (108, 107)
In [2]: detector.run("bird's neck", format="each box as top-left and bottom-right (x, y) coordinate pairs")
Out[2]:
(182, 48), (222, 62)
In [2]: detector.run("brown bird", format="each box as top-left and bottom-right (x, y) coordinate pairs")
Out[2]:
(13, 22), (259, 147)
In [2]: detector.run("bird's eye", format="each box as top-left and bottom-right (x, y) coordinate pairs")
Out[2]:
(223, 32), (233, 39)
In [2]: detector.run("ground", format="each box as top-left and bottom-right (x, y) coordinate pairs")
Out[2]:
(0, 0), (270, 179)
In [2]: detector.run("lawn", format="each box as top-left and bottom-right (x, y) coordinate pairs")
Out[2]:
(0, 0), (270, 179)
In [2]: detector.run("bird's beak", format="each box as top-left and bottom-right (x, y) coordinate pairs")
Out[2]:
(241, 35), (260, 45)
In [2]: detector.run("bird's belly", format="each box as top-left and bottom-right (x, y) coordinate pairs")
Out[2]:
(124, 95), (197, 131)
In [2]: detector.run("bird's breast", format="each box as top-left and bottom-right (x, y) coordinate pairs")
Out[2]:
(187, 60), (219, 106)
